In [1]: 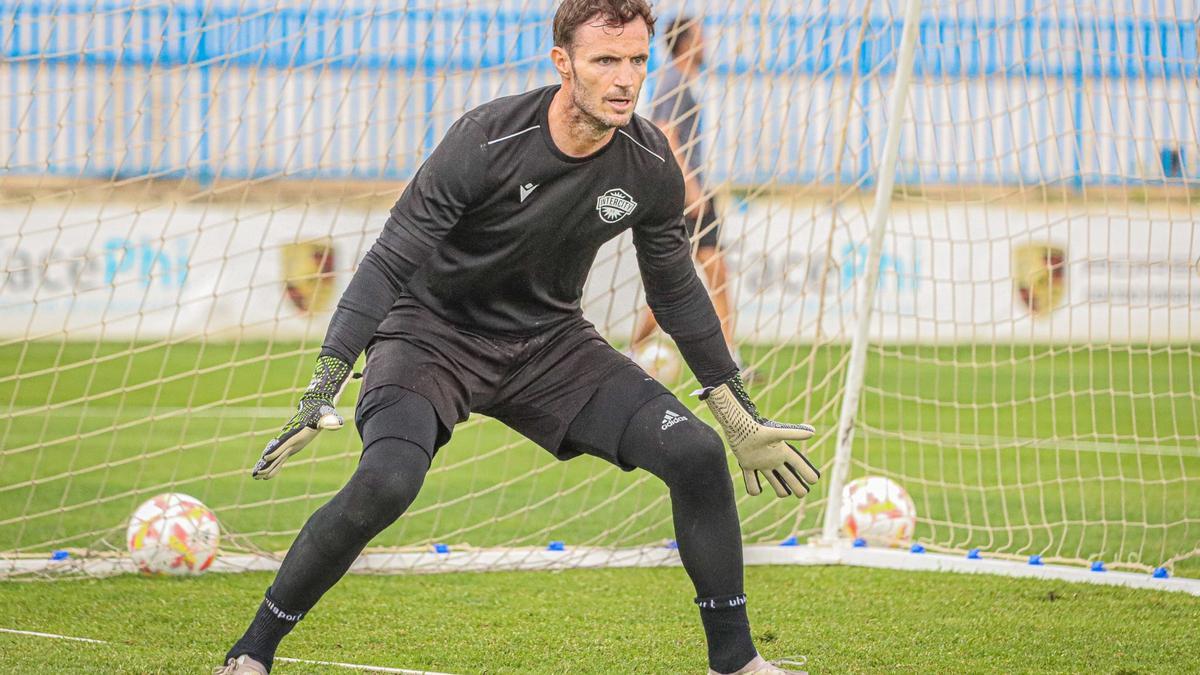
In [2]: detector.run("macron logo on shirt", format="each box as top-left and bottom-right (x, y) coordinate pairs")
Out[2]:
(519, 182), (539, 202)
(661, 410), (688, 431)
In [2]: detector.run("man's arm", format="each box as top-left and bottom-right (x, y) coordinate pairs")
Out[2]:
(253, 117), (490, 479)
(631, 153), (735, 387)
(635, 153), (820, 500)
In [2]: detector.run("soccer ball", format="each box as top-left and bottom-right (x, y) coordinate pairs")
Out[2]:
(126, 492), (220, 575)
(633, 342), (682, 382)
(840, 476), (917, 548)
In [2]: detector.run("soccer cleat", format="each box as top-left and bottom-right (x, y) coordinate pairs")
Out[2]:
(213, 654), (268, 675)
(708, 655), (808, 675)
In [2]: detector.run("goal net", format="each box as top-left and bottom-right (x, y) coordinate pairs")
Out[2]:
(1, 0), (1197, 579)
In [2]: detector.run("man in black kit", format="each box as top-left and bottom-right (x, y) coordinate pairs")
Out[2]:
(216, 2), (819, 674)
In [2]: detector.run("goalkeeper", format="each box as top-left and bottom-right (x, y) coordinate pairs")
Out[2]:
(217, 1), (818, 674)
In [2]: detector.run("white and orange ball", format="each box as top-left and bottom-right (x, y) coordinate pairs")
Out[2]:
(633, 343), (682, 383)
(126, 492), (220, 575)
(840, 476), (917, 548)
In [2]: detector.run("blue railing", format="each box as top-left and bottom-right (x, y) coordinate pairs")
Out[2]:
(2, 2), (1196, 186)
(5, 3), (1196, 77)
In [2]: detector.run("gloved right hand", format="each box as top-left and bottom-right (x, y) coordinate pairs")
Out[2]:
(252, 355), (352, 480)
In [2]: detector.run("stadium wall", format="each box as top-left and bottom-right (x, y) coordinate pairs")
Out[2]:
(1, 2), (1197, 187)
(4, 197), (1198, 343)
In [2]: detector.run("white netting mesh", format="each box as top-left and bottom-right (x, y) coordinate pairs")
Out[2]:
(1, 0), (1197, 578)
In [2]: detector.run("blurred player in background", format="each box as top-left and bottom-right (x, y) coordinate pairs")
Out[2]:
(631, 15), (742, 370)
(216, 2), (817, 674)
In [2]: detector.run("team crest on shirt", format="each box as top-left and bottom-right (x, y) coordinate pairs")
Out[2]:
(596, 188), (638, 223)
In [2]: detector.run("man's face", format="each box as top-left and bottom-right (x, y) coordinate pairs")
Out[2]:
(559, 15), (650, 130)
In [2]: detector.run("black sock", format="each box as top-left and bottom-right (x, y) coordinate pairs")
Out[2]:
(697, 594), (757, 674)
(225, 589), (306, 672)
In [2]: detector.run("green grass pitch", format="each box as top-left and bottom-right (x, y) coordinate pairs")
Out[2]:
(1, 339), (1198, 671)
(2, 566), (1199, 672)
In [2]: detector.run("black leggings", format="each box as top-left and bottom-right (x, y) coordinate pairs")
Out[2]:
(268, 387), (743, 613)
(605, 392), (744, 599)
(269, 386), (437, 610)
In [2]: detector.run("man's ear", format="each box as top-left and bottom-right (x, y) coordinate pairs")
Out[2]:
(550, 45), (573, 80)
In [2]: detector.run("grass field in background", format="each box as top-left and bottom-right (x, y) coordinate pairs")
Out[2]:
(2, 566), (1199, 673)
(1, 340), (1198, 579)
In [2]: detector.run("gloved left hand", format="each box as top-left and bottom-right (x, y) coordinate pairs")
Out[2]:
(700, 374), (820, 498)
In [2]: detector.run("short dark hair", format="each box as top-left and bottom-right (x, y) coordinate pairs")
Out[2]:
(664, 15), (699, 57)
(552, 0), (656, 53)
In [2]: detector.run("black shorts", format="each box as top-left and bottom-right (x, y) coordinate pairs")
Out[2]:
(356, 296), (671, 468)
(689, 197), (720, 250)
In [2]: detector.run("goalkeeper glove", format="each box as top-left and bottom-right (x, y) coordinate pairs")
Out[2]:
(252, 355), (352, 480)
(699, 374), (820, 499)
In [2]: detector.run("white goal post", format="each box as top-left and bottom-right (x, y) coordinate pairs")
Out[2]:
(1, 0), (1198, 590)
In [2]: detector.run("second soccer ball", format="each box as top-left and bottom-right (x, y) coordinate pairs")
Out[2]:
(633, 343), (683, 383)
(840, 476), (917, 548)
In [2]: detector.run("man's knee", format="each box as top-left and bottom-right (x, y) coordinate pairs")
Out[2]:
(663, 419), (729, 488)
(330, 386), (440, 533)
(324, 441), (429, 540)
(358, 443), (427, 511)
(619, 394), (732, 490)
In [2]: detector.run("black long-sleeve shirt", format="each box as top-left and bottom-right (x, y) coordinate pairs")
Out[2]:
(320, 85), (736, 387)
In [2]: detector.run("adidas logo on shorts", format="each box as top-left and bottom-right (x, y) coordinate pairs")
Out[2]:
(661, 410), (688, 431)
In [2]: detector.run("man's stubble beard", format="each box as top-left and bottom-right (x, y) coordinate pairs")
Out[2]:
(569, 63), (635, 133)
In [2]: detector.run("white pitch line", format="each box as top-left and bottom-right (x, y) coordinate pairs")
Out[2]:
(0, 626), (457, 673)
(0, 627), (108, 644)
(276, 657), (457, 674)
